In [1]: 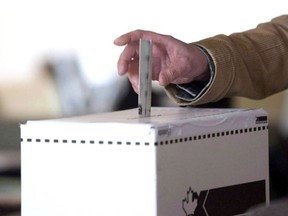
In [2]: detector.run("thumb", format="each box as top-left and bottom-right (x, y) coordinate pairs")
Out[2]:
(158, 68), (175, 86)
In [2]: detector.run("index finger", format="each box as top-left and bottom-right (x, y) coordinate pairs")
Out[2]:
(114, 29), (169, 46)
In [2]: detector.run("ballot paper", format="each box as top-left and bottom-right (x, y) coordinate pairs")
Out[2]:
(138, 39), (152, 118)
(21, 107), (270, 216)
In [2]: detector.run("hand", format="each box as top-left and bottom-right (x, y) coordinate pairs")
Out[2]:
(114, 29), (210, 93)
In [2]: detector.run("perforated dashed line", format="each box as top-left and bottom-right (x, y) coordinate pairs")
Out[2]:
(21, 126), (268, 146)
(154, 126), (268, 146)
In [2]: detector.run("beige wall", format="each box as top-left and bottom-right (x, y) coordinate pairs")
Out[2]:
(233, 91), (286, 126)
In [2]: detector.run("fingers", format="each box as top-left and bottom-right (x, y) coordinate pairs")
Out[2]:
(114, 30), (143, 46)
(127, 60), (140, 93)
(114, 29), (169, 47)
(117, 43), (139, 75)
(114, 29), (174, 88)
(159, 69), (172, 86)
(115, 29), (165, 77)
(159, 67), (190, 86)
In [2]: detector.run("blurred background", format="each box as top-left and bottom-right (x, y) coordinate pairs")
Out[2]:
(0, 0), (287, 215)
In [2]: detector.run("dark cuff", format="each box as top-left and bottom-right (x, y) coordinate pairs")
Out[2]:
(174, 46), (215, 102)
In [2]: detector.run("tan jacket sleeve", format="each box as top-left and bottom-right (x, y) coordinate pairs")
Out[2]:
(165, 15), (288, 106)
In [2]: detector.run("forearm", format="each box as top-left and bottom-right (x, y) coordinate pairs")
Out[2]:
(166, 15), (288, 106)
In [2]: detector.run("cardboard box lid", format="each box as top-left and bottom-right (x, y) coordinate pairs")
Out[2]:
(21, 107), (268, 141)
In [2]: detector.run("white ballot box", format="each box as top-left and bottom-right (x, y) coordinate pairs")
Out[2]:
(21, 107), (269, 216)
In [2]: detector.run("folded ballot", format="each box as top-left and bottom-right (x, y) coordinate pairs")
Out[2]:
(21, 107), (269, 216)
